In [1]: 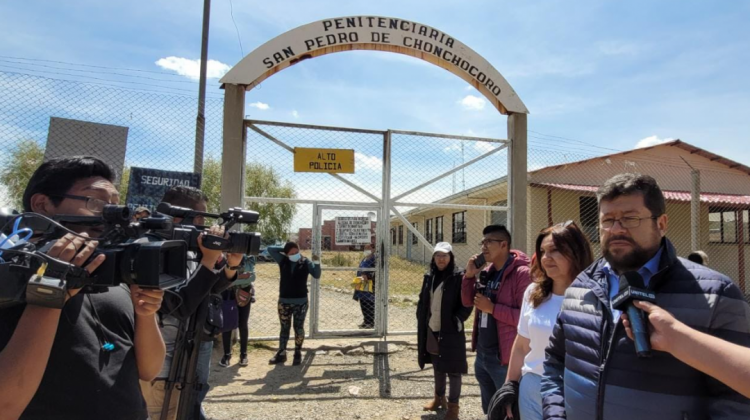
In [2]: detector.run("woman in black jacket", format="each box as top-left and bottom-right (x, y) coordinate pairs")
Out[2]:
(417, 242), (473, 420)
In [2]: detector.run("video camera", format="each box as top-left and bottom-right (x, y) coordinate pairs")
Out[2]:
(155, 202), (261, 256)
(0, 206), (187, 309)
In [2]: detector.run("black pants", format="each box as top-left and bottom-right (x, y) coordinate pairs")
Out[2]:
(432, 354), (462, 403)
(359, 293), (375, 325)
(222, 297), (251, 356)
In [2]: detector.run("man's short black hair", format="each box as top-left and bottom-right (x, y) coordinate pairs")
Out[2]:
(283, 241), (299, 254)
(22, 156), (116, 212)
(482, 224), (512, 246)
(161, 185), (208, 210)
(596, 173), (666, 217)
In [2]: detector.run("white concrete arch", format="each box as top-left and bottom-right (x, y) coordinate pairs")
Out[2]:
(220, 15), (528, 252)
(220, 15), (528, 115)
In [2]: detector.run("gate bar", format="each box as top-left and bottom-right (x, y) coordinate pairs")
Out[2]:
(379, 131), (392, 336)
(390, 129), (509, 144)
(391, 206), (434, 253)
(393, 202), (508, 211)
(246, 119), (386, 135)
(245, 196), (378, 206)
(247, 123), (382, 203)
(391, 144), (508, 202)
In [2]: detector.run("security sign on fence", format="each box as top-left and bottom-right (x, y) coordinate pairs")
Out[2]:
(335, 216), (372, 245)
(126, 167), (202, 212)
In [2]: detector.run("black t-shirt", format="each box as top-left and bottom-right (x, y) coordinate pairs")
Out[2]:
(477, 302), (500, 352)
(0, 285), (147, 420)
(477, 257), (513, 354)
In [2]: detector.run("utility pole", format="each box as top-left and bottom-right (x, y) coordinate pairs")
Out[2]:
(193, 0), (211, 174)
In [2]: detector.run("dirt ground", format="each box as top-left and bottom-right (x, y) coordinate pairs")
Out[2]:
(248, 261), (422, 338)
(203, 337), (488, 420)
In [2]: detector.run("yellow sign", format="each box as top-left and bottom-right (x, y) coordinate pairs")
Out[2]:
(294, 147), (355, 173)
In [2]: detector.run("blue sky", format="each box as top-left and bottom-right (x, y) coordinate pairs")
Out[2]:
(2, 0), (749, 157)
(1, 0), (749, 219)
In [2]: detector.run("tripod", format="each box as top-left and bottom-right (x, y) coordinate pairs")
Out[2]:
(161, 295), (215, 420)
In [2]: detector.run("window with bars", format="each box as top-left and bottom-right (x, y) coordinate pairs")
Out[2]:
(398, 225), (403, 245)
(452, 211), (467, 244)
(425, 218), (433, 244)
(412, 222), (419, 244)
(579, 196), (600, 243)
(436, 216), (444, 243)
(391, 228), (396, 245)
(709, 208), (750, 244)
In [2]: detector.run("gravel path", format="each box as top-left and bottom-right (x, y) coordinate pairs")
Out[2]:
(204, 338), (487, 420)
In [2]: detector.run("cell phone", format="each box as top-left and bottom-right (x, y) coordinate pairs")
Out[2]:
(473, 254), (486, 269)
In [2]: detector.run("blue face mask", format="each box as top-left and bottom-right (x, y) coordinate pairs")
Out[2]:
(288, 253), (301, 263)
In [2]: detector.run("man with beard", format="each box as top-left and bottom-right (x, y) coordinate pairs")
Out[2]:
(541, 173), (750, 420)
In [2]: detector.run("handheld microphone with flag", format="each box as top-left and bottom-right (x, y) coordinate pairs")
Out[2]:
(612, 271), (657, 358)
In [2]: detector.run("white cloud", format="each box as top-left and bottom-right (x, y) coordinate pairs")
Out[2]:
(355, 152), (382, 170)
(291, 110), (299, 119)
(635, 135), (674, 149)
(465, 85), (475, 91)
(443, 144), (461, 153)
(458, 95), (486, 111)
(248, 102), (270, 110)
(474, 142), (495, 153)
(598, 41), (639, 56)
(154, 56), (231, 80)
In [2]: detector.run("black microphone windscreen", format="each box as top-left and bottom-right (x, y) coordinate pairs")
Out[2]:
(156, 202), (172, 214)
(619, 271), (646, 291)
(156, 202), (192, 218)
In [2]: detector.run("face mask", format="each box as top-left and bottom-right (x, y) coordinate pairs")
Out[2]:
(363, 250), (372, 257)
(288, 253), (301, 262)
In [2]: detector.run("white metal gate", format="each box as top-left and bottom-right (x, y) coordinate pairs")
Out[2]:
(244, 120), (509, 340)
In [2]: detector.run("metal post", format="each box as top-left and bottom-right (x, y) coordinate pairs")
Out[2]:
(379, 130), (392, 337)
(220, 85), (246, 211)
(738, 209), (746, 293)
(193, 0), (211, 174)
(310, 203), (320, 337)
(691, 169), (700, 252)
(508, 113), (528, 253)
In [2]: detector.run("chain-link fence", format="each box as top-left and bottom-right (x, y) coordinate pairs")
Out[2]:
(2, 70), (747, 341)
(243, 120), (385, 339)
(388, 130), (509, 334)
(0, 70), (224, 212)
(525, 144), (750, 299)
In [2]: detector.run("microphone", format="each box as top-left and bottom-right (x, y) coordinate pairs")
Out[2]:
(612, 271), (657, 358)
(156, 202), (192, 218)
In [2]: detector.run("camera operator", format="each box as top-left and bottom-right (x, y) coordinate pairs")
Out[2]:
(0, 156), (165, 420)
(141, 185), (243, 420)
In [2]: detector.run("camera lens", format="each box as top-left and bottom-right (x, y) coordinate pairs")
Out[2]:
(102, 205), (131, 224)
(226, 232), (261, 255)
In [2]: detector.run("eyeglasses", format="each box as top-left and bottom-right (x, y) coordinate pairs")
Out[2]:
(52, 194), (110, 214)
(600, 216), (658, 230)
(479, 239), (506, 247)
